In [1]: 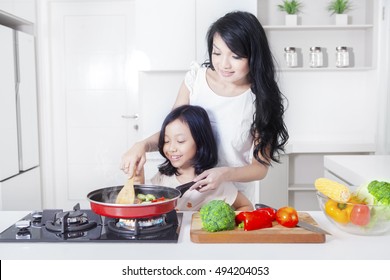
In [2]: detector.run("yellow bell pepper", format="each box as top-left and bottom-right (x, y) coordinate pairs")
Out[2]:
(324, 199), (353, 224)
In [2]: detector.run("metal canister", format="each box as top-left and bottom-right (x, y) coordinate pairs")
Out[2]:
(336, 46), (349, 68)
(284, 47), (298, 67)
(309, 47), (323, 68)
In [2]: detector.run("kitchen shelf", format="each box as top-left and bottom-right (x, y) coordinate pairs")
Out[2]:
(278, 66), (373, 72)
(264, 24), (374, 31)
(259, 0), (377, 70)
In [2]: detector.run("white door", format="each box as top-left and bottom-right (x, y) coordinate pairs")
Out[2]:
(50, 1), (138, 209)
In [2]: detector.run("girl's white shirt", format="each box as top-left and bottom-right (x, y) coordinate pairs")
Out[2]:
(184, 62), (256, 202)
(149, 172), (238, 211)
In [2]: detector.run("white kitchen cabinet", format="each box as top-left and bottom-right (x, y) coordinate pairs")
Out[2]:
(324, 155), (390, 186)
(135, 0), (196, 71)
(134, 0), (258, 70)
(0, 24), (19, 181)
(0, 167), (41, 210)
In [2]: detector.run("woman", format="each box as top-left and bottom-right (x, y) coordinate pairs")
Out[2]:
(121, 11), (288, 202)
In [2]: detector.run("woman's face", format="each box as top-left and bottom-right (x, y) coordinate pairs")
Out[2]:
(163, 119), (197, 170)
(211, 33), (250, 84)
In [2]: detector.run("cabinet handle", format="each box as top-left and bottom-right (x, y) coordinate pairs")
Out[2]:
(121, 114), (139, 120)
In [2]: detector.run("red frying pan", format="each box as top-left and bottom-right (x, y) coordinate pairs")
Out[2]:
(87, 182), (194, 218)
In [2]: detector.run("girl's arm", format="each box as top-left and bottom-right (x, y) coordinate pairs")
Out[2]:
(120, 132), (159, 177)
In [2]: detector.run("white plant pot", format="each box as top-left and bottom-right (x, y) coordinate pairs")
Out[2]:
(335, 14), (348, 25)
(285, 14), (298, 26)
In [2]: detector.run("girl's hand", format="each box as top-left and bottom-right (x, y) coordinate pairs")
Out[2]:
(190, 167), (230, 192)
(120, 142), (147, 178)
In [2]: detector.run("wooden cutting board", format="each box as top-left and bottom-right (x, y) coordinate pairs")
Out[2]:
(190, 212), (326, 243)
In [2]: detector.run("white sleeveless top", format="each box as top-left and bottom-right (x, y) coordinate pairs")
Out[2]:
(149, 173), (238, 211)
(184, 62), (257, 202)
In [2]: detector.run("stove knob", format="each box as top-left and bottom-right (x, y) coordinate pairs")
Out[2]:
(16, 230), (31, 240)
(32, 212), (43, 221)
(15, 219), (31, 230)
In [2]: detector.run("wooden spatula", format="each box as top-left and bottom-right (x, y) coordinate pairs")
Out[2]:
(115, 177), (135, 204)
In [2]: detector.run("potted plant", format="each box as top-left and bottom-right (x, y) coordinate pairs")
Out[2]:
(327, 0), (352, 25)
(278, 0), (303, 26)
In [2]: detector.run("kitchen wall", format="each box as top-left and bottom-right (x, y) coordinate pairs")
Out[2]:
(5, 0), (387, 209)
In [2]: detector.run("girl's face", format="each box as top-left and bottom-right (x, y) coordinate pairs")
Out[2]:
(163, 119), (197, 171)
(211, 33), (250, 84)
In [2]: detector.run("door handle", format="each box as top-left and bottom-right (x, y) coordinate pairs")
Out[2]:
(121, 114), (139, 120)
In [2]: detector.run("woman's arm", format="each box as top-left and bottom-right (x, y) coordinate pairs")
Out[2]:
(173, 80), (190, 108)
(191, 158), (269, 192)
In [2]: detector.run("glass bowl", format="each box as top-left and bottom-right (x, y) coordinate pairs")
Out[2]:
(316, 191), (390, 235)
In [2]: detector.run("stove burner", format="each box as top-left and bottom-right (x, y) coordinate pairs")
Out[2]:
(45, 203), (97, 234)
(0, 206), (182, 243)
(118, 216), (166, 229)
(108, 214), (172, 236)
(106, 210), (180, 238)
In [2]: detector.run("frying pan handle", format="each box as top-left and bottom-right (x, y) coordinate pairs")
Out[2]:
(176, 181), (196, 197)
(255, 203), (277, 211)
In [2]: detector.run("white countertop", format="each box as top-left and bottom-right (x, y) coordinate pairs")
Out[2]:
(324, 155), (390, 186)
(1, 211), (390, 260)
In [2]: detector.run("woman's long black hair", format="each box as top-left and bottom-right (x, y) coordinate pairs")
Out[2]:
(158, 105), (218, 176)
(204, 11), (289, 165)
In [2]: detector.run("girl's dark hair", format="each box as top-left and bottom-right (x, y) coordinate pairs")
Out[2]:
(204, 11), (289, 165)
(158, 105), (218, 176)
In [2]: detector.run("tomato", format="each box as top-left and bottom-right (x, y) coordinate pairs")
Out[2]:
(276, 206), (299, 228)
(350, 204), (370, 226)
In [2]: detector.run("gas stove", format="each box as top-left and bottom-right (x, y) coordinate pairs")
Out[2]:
(0, 204), (182, 243)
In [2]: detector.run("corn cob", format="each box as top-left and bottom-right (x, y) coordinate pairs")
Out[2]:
(315, 178), (351, 203)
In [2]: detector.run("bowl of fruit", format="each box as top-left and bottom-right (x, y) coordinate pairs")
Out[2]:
(315, 178), (390, 235)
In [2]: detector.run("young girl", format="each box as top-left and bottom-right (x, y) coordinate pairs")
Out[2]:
(122, 11), (289, 203)
(149, 105), (253, 211)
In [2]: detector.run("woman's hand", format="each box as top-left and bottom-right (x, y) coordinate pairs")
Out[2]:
(120, 141), (147, 178)
(189, 159), (269, 192)
(190, 167), (230, 192)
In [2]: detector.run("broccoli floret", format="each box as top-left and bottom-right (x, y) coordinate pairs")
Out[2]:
(199, 200), (236, 232)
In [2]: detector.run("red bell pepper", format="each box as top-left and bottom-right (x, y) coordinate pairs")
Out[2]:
(151, 197), (165, 203)
(235, 209), (274, 231)
(255, 207), (276, 221)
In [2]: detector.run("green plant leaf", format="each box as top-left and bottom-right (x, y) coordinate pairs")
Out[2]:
(278, 0), (302, 15)
(327, 0), (352, 15)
